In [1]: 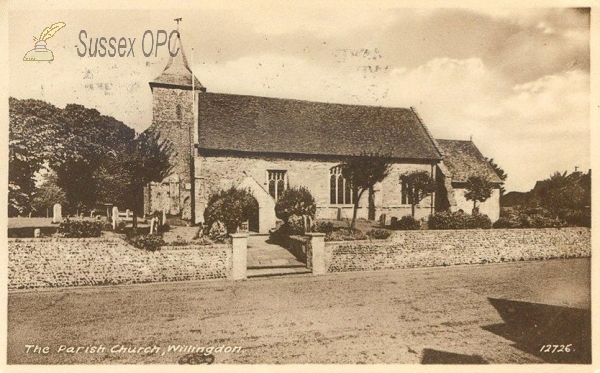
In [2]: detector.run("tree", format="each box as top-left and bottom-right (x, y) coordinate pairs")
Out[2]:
(533, 171), (589, 218)
(399, 170), (437, 218)
(9, 98), (136, 215)
(486, 157), (508, 195)
(94, 130), (175, 227)
(204, 187), (258, 234)
(275, 187), (316, 222)
(464, 175), (494, 214)
(9, 98), (62, 216)
(32, 172), (67, 217)
(340, 152), (393, 230)
(51, 103), (135, 214)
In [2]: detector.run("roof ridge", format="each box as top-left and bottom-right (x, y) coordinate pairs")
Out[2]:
(410, 107), (445, 158)
(203, 91), (416, 110)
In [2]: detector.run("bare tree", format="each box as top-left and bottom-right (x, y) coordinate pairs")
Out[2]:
(340, 152), (393, 230)
(399, 170), (437, 217)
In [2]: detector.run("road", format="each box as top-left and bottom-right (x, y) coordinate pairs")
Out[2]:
(7, 258), (590, 364)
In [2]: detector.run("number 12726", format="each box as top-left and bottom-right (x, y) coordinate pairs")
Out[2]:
(540, 344), (572, 353)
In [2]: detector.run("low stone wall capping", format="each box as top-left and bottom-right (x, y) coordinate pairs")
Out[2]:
(8, 237), (232, 290)
(324, 228), (590, 273)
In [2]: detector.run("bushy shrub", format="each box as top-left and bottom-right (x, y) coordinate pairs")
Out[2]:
(204, 187), (258, 233)
(312, 220), (335, 235)
(492, 216), (522, 228)
(57, 219), (103, 237)
(560, 209), (591, 227)
(275, 187), (316, 222)
(494, 209), (569, 229)
(206, 221), (229, 243)
(269, 214), (315, 245)
(326, 229), (367, 242)
(193, 236), (217, 245)
(428, 211), (492, 230)
(287, 214), (306, 235)
(521, 214), (567, 228)
(521, 207), (554, 218)
(391, 215), (421, 230)
(366, 228), (391, 239)
(126, 234), (165, 251)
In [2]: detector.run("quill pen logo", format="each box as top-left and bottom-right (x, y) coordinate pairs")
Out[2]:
(23, 22), (66, 61)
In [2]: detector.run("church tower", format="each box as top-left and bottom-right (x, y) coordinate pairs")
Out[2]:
(145, 25), (205, 221)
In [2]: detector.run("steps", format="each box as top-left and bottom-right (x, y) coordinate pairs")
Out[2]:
(247, 266), (312, 278)
(246, 235), (312, 278)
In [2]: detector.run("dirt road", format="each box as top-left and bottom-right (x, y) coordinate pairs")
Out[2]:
(7, 258), (590, 364)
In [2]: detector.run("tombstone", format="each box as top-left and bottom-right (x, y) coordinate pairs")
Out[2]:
(149, 217), (156, 235)
(112, 206), (119, 230)
(34, 228), (41, 238)
(52, 203), (62, 224)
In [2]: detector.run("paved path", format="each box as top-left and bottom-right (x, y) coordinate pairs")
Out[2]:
(247, 235), (305, 268)
(7, 258), (590, 364)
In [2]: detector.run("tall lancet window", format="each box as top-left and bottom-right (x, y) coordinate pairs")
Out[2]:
(268, 170), (287, 200)
(330, 166), (352, 205)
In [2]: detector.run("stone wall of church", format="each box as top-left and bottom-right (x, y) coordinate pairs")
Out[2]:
(150, 86), (195, 183)
(194, 153), (436, 226)
(145, 86), (197, 218)
(450, 187), (501, 222)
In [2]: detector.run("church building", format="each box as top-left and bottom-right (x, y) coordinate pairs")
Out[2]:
(144, 33), (501, 233)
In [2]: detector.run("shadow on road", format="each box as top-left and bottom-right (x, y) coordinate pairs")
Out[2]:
(421, 348), (488, 364)
(483, 297), (591, 364)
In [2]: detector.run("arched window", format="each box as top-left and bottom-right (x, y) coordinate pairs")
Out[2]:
(175, 104), (182, 120)
(268, 170), (287, 200)
(330, 166), (352, 205)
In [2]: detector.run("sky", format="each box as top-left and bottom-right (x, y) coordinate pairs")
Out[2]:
(8, 4), (591, 192)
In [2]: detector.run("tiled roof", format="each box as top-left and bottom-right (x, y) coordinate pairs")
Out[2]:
(197, 93), (443, 160)
(436, 139), (502, 184)
(150, 34), (204, 90)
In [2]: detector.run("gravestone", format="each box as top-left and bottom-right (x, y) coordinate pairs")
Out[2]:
(34, 228), (41, 238)
(149, 217), (155, 235)
(112, 206), (119, 230)
(52, 203), (62, 224)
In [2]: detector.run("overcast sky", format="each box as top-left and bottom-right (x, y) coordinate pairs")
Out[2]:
(9, 5), (590, 192)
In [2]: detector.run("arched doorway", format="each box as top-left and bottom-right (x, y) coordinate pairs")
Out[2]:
(237, 176), (276, 234)
(247, 197), (259, 232)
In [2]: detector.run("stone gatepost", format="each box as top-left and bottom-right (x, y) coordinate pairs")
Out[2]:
(230, 233), (248, 280)
(306, 233), (326, 275)
(112, 206), (119, 230)
(52, 203), (62, 224)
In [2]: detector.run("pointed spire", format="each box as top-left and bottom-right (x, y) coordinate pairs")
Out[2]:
(150, 21), (205, 91)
